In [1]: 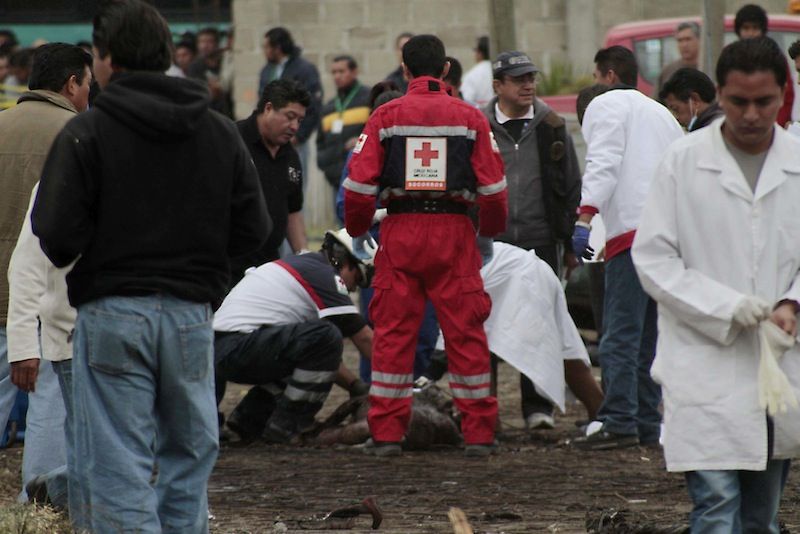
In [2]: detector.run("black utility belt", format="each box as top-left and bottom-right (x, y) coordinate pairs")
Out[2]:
(387, 198), (468, 215)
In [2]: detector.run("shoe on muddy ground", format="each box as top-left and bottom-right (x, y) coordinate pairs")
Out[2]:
(262, 423), (296, 444)
(572, 423), (638, 451)
(363, 438), (402, 457)
(25, 475), (50, 505)
(464, 440), (498, 457)
(525, 412), (555, 430)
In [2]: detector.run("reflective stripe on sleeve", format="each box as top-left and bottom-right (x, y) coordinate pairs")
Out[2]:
(378, 125), (477, 141)
(450, 386), (491, 399)
(372, 371), (414, 385)
(476, 177), (507, 196)
(448, 372), (491, 386)
(343, 177), (379, 195)
(292, 369), (338, 384)
(370, 384), (413, 398)
(283, 385), (329, 403)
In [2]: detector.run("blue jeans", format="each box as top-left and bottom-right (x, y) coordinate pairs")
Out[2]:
(72, 295), (218, 533)
(47, 360), (75, 518)
(685, 460), (789, 533)
(596, 250), (661, 442)
(20, 360), (65, 502)
(0, 328), (18, 436)
(0, 328), (67, 502)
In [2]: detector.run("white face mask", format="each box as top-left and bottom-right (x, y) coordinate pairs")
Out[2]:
(687, 99), (698, 131)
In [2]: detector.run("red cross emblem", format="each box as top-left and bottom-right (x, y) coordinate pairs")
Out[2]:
(414, 142), (439, 167)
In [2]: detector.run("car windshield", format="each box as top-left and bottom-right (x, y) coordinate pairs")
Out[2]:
(634, 30), (798, 85)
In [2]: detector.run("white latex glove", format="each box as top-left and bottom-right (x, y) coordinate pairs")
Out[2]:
(758, 320), (798, 415)
(372, 208), (388, 225)
(733, 296), (772, 329)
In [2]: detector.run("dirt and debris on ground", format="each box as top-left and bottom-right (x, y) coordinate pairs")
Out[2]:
(2, 343), (800, 533)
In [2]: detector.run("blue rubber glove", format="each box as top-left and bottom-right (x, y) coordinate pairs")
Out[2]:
(476, 235), (494, 266)
(352, 233), (377, 261)
(571, 225), (595, 261)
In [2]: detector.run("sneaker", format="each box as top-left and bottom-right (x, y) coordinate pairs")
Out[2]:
(525, 412), (555, 430)
(363, 438), (402, 457)
(572, 424), (638, 451)
(464, 440), (499, 457)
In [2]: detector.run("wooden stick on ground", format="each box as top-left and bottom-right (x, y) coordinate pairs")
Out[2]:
(447, 507), (474, 534)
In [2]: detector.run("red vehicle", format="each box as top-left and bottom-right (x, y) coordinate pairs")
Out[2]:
(542, 14), (800, 114)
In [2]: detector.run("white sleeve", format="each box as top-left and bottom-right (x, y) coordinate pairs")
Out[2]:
(7, 184), (46, 363)
(631, 153), (744, 346)
(460, 70), (479, 106)
(580, 96), (627, 212)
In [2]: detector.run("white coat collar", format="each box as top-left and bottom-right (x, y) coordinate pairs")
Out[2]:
(697, 119), (800, 202)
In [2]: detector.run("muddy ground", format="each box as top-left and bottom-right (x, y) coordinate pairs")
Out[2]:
(2, 343), (800, 533)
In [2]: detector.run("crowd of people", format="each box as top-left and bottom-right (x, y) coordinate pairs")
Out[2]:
(1, 0), (800, 532)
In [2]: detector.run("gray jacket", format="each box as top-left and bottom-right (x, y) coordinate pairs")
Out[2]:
(483, 97), (581, 251)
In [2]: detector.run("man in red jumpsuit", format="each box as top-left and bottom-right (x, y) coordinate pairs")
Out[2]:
(344, 34), (508, 457)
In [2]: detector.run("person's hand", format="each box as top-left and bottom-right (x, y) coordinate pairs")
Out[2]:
(571, 224), (594, 261)
(348, 378), (370, 399)
(770, 301), (799, 337)
(564, 251), (579, 280)
(10, 358), (39, 392)
(344, 136), (358, 151)
(733, 296), (772, 329)
(352, 233), (377, 261)
(476, 235), (493, 266)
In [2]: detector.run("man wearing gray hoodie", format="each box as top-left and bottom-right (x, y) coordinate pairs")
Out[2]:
(483, 51), (582, 430)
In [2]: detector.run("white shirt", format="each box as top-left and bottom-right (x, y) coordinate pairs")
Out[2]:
(493, 102), (533, 124)
(461, 60), (495, 108)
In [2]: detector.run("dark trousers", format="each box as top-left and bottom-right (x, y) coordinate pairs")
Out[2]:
(214, 320), (343, 435)
(519, 244), (559, 418)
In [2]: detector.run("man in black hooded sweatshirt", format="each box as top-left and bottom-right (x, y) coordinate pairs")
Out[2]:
(30, 1), (270, 531)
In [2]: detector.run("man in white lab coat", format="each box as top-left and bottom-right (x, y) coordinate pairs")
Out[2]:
(633, 37), (800, 532)
(571, 46), (684, 450)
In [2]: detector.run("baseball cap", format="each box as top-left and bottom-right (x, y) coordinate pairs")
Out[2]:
(492, 51), (539, 78)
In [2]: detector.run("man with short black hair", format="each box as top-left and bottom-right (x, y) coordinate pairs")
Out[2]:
(385, 32), (413, 93)
(317, 55), (370, 192)
(660, 67), (723, 131)
(345, 34), (508, 457)
(572, 45), (683, 451)
(186, 25), (231, 116)
(0, 41), (91, 510)
(31, 1), (269, 530)
(734, 3), (795, 126)
(484, 50), (582, 430)
(233, 79), (310, 286)
(633, 35), (800, 532)
(655, 21), (701, 98)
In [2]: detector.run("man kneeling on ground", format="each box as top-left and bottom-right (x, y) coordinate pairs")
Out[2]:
(214, 230), (375, 442)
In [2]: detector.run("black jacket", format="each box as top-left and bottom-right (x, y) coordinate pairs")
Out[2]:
(316, 83), (370, 187)
(689, 102), (724, 132)
(32, 72), (270, 307)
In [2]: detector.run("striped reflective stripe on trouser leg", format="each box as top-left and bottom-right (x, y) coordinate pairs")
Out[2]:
(370, 371), (414, 398)
(448, 372), (491, 399)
